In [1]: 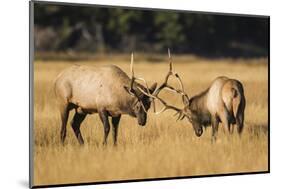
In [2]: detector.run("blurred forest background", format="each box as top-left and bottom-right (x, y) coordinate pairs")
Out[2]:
(34, 3), (269, 59)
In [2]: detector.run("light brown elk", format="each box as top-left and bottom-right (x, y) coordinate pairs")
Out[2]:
(139, 49), (246, 140)
(54, 54), (157, 145)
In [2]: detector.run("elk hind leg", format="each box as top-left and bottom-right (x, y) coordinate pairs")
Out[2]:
(71, 112), (87, 145)
(59, 103), (70, 144)
(233, 93), (245, 135)
(230, 124), (235, 134)
(219, 110), (231, 136)
(236, 113), (244, 135)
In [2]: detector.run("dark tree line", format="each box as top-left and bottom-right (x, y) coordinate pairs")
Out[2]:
(34, 3), (269, 57)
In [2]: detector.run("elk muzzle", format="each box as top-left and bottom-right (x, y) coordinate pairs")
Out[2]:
(137, 112), (147, 126)
(195, 127), (203, 137)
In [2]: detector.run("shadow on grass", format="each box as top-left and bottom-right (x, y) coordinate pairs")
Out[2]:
(247, 123), (268, 137)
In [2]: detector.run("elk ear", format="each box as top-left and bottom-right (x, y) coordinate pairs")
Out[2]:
(149, 82), (157, 94)
(124, 86), (135, 96)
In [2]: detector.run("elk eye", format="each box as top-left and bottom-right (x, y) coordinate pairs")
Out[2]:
(136, 103), (141, 110)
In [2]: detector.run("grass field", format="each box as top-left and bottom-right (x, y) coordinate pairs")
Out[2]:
(33, 55), (268, 186)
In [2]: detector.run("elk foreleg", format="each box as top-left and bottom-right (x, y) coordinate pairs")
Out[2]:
(99, 110), (110, 145)
(112, 115), (121, 146)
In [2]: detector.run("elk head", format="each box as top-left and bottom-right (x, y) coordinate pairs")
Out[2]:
(137, 49), (203, 137)
(124, 53), (157, 126)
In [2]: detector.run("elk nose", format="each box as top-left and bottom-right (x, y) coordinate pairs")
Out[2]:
(196, 128), (203, 137)
(138, 119), (146, 126)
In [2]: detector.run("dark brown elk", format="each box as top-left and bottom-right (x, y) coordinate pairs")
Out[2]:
(54, 54), (157, 145)
(139, 49), (246, 140)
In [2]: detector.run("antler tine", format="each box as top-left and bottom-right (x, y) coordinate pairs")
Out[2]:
(130, 52), (151, 92)
(174, 73), (190, 103)
(152, 50), (173, 96)
(129, 52), (135, 92)
(168, 49), (190, 104)
(168, 48), (172, 72)
(131, 52), (134, 76)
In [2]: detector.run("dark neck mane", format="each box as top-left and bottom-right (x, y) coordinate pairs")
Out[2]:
(189, 88), (209, 112)
(189, 88), (211, 126)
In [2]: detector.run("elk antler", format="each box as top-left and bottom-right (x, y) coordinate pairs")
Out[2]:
(128, 53), (153, 113)
(137, 86), (189, 120)
(153, 49), (189, 105)
(137, 49), (191, 121)
(129, 53), (151, 95)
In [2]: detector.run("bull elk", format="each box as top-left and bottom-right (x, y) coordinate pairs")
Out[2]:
(139, 49), (246, 140)
(54, 54), (157, 145)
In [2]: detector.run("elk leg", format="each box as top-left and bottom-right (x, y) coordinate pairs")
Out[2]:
(60, 104), (70, 144)
(112, 115), (121, 146)
(231, 124), (235, 134)
(236, 113), (244, 135)
(211, 116), (219, 142)
(220, 111), (231, 135)
(99, 110), (110, 145)
(71, 112), (86, 145)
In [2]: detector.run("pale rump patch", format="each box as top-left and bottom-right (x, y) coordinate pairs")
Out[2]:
(222, 81), (235, 113)
(206, 76), (228, 115)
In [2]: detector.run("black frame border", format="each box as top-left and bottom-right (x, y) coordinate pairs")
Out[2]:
(29, 0), (270, 188)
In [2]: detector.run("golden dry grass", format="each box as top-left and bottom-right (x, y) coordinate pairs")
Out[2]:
(33, 56), (268, 186)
